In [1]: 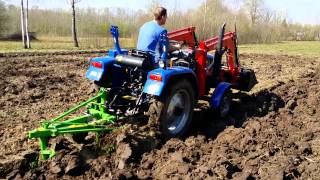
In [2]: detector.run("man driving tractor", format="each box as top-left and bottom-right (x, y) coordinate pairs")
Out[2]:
(136, 7), (169, 66)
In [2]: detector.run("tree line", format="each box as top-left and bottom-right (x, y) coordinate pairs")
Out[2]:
(0, 0), (319, 48)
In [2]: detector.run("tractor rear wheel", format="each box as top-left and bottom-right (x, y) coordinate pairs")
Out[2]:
(148, 79), (195, 138)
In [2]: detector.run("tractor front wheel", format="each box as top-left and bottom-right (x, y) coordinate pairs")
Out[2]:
(148, 79), (195, 138)
(217, 91), (231, 118)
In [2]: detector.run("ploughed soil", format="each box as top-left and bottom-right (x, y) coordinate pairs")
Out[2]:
(0, 52), (319, 179)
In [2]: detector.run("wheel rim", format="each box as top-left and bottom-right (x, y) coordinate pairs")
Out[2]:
(166, 89), (191, 134)
(220, 95), (230, 117)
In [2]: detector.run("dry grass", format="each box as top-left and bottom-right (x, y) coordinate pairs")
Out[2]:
(1, 39), (320, 59)
(0, 36), (135, 53)
(240, 41), (320, 58)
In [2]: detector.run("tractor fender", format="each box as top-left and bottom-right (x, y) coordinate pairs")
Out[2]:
(86, 56), (115, 81)
(86, 49), (128, 81)
(210, 82), (232, 109)
(143, 67), (198, 97)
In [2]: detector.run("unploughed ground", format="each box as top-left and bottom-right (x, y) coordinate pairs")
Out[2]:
(0, 52), (319, 179)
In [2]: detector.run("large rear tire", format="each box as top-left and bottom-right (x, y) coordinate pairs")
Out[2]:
(148, 79), (195, 138)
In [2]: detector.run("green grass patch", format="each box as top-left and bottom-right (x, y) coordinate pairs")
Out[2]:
(240, 41), (320, 57)
(0, 36), (135, 53)
(1, 38), (319, 58)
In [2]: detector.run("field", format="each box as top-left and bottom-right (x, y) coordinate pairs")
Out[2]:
(240, 41), (320, 58)
(2, 37), (320, 58)
(0, 41), (320, 179)
(0, 37), (135, 53)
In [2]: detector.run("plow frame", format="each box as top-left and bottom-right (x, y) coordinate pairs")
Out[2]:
(28, 88), (116, 160)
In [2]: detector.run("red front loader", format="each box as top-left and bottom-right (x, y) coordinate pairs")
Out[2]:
(168, 23), (258, 96)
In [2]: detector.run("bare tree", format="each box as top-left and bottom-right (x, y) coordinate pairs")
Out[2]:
(0, 0), (9, 35)
(202, 0), (207, 39)
(245, 0), (263, 25)
(25, 0), (30, 48)
(20, 0), (26, 48)
(147, 0), (164, 12)
(69, 0), (80, 47)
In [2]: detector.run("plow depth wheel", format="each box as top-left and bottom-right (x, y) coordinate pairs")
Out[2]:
(149, 79), (195, 138)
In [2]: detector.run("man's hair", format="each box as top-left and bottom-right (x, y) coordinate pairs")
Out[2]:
(153, 7), (167, 20)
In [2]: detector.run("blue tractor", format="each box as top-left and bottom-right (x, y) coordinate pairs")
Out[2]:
(28, 24), (257, 159)
(85, 24), (257, 138)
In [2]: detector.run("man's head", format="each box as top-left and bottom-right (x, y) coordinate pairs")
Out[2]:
(153, 7), (167, 25)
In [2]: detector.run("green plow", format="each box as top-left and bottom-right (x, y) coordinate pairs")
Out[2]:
(28, 88), (116, 160)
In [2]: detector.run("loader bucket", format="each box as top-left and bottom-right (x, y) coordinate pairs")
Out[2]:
(238, 68), (258, 91)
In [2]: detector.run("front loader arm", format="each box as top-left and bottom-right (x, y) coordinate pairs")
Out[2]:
(204, 31), (240, 75)
(168, 26), (198, 49)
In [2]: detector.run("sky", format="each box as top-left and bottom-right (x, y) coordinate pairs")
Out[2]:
(4, 0), (320, 25)
(263, 0), (320, 25)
